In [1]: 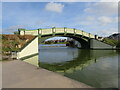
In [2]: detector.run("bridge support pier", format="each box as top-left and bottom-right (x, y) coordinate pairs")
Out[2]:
(89, 39), (114, 49)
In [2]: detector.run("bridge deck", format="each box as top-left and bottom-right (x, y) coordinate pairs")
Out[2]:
(18, 27), (96, 39)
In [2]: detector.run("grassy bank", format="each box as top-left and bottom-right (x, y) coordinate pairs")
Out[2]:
(102, 38), (120, 48)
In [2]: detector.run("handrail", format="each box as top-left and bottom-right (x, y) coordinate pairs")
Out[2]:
(18, 27), (96, 39)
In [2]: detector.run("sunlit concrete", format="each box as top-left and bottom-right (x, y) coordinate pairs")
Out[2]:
(2, 60), (92, 88)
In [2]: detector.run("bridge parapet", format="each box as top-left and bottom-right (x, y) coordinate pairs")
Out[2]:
(41, 28), (52, 35)
(19, 29), (38, 35)
(89, 34), (95, 38)
(55, 28), (64, 33)
(83, 31), (89, 37)
(75, 29), (82, 35)
(18, 27), (96, 39)
(66, 28), (74, 33)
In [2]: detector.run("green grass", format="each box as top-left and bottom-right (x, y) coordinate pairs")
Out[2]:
(102, 38), (118, 46)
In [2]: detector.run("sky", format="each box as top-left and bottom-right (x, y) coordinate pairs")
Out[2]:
(1, 1), (119, 37)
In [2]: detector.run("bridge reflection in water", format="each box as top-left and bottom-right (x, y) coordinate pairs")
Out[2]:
(23, 47), (119, 88)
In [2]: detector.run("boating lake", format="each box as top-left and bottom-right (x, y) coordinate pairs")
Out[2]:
(24, 44), (119, 88)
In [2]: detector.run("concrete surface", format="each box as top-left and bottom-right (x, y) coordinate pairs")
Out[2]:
(2, 60), (92, 88)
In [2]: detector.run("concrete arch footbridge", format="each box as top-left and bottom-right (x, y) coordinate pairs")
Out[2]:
(18, 27), (99, 49)
(17, 27), (114, 59)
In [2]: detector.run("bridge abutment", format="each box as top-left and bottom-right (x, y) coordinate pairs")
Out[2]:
(89, 39), (114, 49)
(17, 37), (39, 60)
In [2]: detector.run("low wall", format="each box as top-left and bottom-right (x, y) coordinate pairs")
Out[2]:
(90, 39), (114, 49)
(17, 37), (38, 59)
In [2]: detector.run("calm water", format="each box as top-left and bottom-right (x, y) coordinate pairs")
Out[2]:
(40, 44), (66, 47)
(24, 45), (119, 88)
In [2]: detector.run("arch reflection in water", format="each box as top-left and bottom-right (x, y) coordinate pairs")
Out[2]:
(38, 47), (117, 73)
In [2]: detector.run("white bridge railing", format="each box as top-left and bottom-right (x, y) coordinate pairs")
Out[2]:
(18, 27), (97, 39)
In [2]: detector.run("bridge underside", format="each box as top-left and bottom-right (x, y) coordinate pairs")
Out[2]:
(38, 33), (90, 49)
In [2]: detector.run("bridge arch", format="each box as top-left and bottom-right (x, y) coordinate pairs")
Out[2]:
(18, 27), (95, 49)
(39, 35), (90, 49)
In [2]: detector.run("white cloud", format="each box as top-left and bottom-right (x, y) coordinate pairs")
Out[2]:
(93, 28), (118, 37)
(45, 2), (64, 13)
(3, 25), (26, 34)
(118, 17), (120, 22)
(84, 2), (118, 16)
(100, 0), (119, 2)
(86, 16), (95, 21)
(1, 0), (105, 2)
(74, 16), (96, 25)
(74, 15), (118, 36)
(98, 16), (112, 24)
(114, 17), (118, 23)
(2, 0), (119, 2)
(97, 16), (118, 25)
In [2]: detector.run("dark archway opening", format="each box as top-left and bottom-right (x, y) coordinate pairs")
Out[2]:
(38, 35), (90, 49)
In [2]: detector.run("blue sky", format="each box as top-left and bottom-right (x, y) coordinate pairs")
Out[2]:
(2, 2), (118, 37)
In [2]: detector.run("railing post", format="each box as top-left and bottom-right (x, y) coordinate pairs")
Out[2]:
(52, 27), (55, 36)
(38, 29), (39, 35)
(64, 27), (67, 35)
(82, 30), (84, 37)
(38, 28), (42, 34)
(18, 28), (26, 35)
(74, 28), (76, 36)
(89, 33), (90, 38)
(18, 29), (20, 35)
(38, 28), (42, 37)
(95, 35), (98, 39)
(24, 29), (25, 35)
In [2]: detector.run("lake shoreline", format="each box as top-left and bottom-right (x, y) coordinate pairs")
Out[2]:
(2, 60), (92, 88)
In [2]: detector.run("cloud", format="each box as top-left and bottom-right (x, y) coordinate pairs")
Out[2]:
(75, 15), (117, 27)
(100, 0), (119, 2)
(93, 28), (118, 37)
(118, 17), (120, 22)
(3, 25), (26, 34)
(45, 2), (64, 13)
(2, 0), (102, 2)
(74, 16), (96, 25)
(84, 2), (118, 16)
(74, 14), (118, 36)
(98, 16), (112, 25)
(2, 0), (119, 2)
(97, 16), (118, 25)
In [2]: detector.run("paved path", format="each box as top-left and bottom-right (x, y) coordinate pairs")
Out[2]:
(2, 60), (92, 88)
